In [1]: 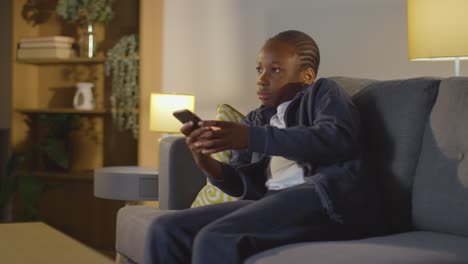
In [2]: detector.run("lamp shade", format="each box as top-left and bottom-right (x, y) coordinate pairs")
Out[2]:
(150, 93), (195, 133)
(408, 0), (468, 61)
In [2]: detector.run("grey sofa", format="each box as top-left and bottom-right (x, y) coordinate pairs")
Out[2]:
(116, 76), (468, 263)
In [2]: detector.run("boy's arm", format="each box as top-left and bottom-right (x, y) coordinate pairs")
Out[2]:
(205, 120), (253, 197)
(189, 150), (246, 198)
(249, 79), (361, 163)
(181, 122), (246, 196)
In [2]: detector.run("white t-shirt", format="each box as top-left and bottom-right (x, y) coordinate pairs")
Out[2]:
(265, 100), (305, 190)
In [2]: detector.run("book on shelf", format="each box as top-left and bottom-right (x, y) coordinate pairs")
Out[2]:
(19, 42), (73, 49)
(19, 36), (74, 44)
(17, 47), (76, 59)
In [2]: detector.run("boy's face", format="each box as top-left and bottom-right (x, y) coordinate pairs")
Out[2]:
(256, 40), (315, 108)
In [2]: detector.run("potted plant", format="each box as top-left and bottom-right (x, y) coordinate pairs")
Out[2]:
(56, 0), (114, 57)
(34, 113), (81, 171)
(0, 153), (46, 222)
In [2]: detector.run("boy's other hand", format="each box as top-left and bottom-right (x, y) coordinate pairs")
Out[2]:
(196, 120), (249, 154)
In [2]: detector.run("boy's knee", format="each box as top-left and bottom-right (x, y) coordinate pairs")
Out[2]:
(193, 224), (250, 263)
(147, 213), (179, 236)
(193, 226), (223, 262)
(194, 221), (241, 252)
(193, 225), (223, 250)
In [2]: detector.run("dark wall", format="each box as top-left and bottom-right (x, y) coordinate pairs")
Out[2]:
(0, 0), (12, 130)
(0, 0), (12, 170)
(0, 128), (10, 222)
(0, 129), (9, 171)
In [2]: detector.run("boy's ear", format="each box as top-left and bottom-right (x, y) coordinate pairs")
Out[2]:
(302, 67), (316, 85)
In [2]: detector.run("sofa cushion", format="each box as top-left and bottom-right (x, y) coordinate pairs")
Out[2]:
(331, 77), (439, 233)
(412, 77), (468, 237)
(245, 231), (468, 264)
(116, 205), (175, 263)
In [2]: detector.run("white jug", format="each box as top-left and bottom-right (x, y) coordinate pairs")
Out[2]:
(73, 82), (95, 110)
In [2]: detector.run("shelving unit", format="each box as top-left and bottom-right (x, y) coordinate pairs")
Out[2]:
(16, 57), (106, 65)
(16, 108), (108, 114)
(11, 0), (140, 255)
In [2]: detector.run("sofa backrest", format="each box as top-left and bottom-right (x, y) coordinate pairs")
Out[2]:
(412, 77), (468, 237)
(330, 76), (439, 233)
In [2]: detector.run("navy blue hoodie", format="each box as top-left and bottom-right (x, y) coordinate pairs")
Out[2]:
(209, 78), (386, 236)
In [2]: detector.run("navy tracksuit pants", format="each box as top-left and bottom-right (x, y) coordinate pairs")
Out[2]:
(143, 183), (349, 264)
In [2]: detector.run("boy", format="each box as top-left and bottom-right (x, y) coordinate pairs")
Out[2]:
(143, 30), (385, 264)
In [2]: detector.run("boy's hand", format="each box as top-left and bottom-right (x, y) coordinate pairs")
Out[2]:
(179, 121), (224, 180)
(180, 121), (211, 155)
(195, 120), (249, 154)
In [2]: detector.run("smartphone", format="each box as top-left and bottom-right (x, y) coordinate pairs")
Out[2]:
(173, 109), (202, 129)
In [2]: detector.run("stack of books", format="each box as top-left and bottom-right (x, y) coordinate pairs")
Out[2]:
(17, 36), (76, 59)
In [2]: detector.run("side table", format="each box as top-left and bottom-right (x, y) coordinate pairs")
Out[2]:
(93, 166), (158, 263)
(94, 166), (158, 204)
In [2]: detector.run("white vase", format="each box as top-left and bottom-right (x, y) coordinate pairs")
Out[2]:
(73, 82), (95, 110)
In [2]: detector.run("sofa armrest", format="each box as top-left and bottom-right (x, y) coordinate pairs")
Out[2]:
(158, 136), (206, 210)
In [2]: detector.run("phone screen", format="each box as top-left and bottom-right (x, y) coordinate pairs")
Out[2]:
(173, 109), (202, 129)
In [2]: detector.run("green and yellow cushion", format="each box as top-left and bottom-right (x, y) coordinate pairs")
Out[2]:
(190, 104), (244, 208)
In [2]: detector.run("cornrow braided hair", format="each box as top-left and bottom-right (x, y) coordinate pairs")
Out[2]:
(270, 30), (320, 75)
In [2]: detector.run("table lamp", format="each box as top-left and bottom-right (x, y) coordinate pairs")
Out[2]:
(408, 0), (468, 76)
(150, 93), (195, 133)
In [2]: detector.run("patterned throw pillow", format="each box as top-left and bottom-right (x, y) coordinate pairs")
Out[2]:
(190, 104), (245, 208)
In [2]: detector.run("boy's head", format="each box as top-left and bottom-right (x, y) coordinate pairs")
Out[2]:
(256, 30), (320, 108)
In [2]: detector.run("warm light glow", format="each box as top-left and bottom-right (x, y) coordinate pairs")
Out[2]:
(408, 0), (468, 60)
(150, 93), (195, 133)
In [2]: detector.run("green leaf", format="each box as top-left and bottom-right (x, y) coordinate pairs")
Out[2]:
(18, 174), (46, 221)
(5, 153), (24, 178)
(0, 179), (16, 209)
(1, 153), (24, 210)
(40, 138), (69, 169)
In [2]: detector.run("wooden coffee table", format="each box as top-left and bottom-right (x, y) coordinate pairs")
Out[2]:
(0, 222), (113, 264)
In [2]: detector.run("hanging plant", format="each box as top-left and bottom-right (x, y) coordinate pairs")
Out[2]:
(105, 34), (139, 138)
